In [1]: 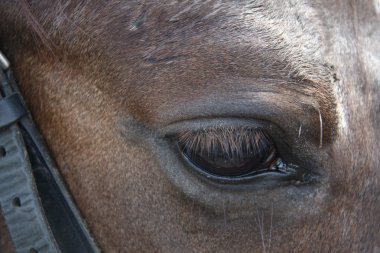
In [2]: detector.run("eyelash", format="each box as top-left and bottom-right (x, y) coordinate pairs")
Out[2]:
(176, 126), (284, 179)
(178, 126), (272, 160)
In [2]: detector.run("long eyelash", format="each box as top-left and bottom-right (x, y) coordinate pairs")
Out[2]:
(177, 127), (272, 159)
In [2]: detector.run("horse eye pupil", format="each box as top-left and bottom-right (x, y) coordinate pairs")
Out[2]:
(178, 128), (277, 178)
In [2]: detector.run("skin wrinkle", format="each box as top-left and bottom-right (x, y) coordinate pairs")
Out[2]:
(0, 0), (379, 252)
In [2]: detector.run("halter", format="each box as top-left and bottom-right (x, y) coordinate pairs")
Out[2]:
(0, 51), (99, 253)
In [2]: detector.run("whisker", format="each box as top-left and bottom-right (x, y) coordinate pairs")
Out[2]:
(255, 209), (267, 253)
(222, 200), (227, 226)
(268, 204), (273, 253)
(298, 124), (302, 138)
(317, 108), (323, 148)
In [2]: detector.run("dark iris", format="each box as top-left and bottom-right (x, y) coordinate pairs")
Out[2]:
(178, 127), (277, 178)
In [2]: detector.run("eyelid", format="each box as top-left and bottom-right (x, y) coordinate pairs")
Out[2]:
(150, 91), (320, 132)
(159, 117), (277, 137)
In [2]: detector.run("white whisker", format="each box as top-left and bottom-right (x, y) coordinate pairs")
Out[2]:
(222, 200), (227, 226)
(298, 124), (302, 138)
(268, 204), (273, 253)
(318, 108), (323, 148)
(255, 209), (267, 253)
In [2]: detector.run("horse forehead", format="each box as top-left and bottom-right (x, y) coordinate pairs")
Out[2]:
(54, 1), (324, 62)
(13, 0), (338, 104)
(33, 1), (338, 129)
(61, 1), (331, 93)
(102, 2), (332, 117)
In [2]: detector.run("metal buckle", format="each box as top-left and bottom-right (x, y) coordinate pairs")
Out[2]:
(0, 51), (10, 70)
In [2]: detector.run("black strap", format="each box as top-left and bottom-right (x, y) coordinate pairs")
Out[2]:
(0, 122), (60, 253)
(0, 52), (99, 253)
(0, 93), (27, 128)
(0, 69), (60, 253)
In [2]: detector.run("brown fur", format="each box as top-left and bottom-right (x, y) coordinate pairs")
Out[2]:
(0, 0), (379, 252)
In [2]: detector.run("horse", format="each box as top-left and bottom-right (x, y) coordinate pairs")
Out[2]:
(0, 0), (379, 252)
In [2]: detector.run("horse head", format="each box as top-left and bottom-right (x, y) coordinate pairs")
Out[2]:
(0, 1), (379, 252)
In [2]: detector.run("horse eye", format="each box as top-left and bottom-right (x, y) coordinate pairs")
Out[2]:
(177, 127), (280, 179)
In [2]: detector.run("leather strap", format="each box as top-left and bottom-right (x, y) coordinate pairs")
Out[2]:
(0, 120), (60, 253)
(0, 51), (99, 253)
(0, 93), (27, 128)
